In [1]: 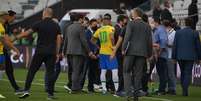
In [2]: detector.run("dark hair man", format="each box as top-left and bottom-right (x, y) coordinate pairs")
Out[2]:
(122, 8), (152, 101)
(113, 15), (128, 95)
(172, 17), (201, 96)
(62, 13), (95, 93)
(14, 8), (62, 100)
(91, 13), (119, 95)
(0, 11), (20, 99)
(0, 10), (23, 95)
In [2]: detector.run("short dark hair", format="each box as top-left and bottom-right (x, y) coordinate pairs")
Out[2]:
(154, 17), (161, 24)
(192, 0), (198, 4)
(89, 19), (97, 24)
(117, 15), (127, 23)
(163, 20), (172, 27)
(185, 17), (193, 27)
(84, 17), (89, 22)
(104, 13), (112, 20)
(72, 13), (84, 21)
(8, 10), (16, 16)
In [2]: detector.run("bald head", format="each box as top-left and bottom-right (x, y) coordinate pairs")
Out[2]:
(42, 8), (53, 19)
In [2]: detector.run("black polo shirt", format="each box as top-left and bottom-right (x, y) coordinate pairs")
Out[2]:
(32, 18), (61, 55)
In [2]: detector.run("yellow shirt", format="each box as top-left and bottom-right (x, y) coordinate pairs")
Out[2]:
(94, 25), (115, 55)
(0, 23), (5, 54)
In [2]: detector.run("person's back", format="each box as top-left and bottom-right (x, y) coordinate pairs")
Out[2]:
(34, 18), (60, 55)
(124, 19), (152, 57)
(173, 27), (201, 60)
(66, 22), (86, 55)
(94, 25), (114, 55)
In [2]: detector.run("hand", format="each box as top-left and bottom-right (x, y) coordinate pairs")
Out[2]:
(56, 54), (60, 63)
(172, 59), (177, 64)
(88, 52), (97, 59)
(110, 52), (116, 60)
(122, 51), (125, 56)
(14, 49), (20, 59)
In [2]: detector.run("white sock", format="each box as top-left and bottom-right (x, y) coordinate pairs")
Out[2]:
(112, 69), (119, 92)
(100, 69), (107, 91)
(0, 70), (4, 80)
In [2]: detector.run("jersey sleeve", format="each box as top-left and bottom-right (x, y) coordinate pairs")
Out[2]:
(110, 27), (115, 35)
(93, 29), (100, 39)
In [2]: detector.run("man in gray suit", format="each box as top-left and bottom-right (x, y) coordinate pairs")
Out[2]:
(63, 13), (95, 93)
(122, 8), (152, 100)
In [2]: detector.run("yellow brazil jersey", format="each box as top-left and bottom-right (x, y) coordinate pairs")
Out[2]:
(0, 23), (5, 54)
(94, 25), (115, 55)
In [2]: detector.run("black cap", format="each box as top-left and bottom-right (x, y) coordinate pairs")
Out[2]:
(8, 10), (16, 16)
(103, 13), (111, 20)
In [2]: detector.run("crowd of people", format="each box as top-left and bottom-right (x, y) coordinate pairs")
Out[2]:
(0, 0), (201, 101)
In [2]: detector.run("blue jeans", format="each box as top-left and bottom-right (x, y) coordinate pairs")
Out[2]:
(156, 57), (168, 92)
(167, 59), (176, 91)
(178, 60), (194, 96)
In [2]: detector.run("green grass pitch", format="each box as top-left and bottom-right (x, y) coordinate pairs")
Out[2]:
(0, 69), (201, 101)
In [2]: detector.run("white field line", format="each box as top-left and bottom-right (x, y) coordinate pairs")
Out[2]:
(1, 79), (173, 101)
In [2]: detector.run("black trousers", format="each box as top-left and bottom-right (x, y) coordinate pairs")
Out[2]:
(156, 57), (168, 92)
(123, 56), (146, 97)
(141, 58), (156, 92)
(4, 49), (20, 90)
(117, 54), (124, 92)
(45, 60), (61, 91)
(80, 57), (99, 91)
(67, 55), (85, 91)
(178, 60), (194, 96)
(24, 53), (56, 95)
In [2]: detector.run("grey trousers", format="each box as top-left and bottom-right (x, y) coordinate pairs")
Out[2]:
(67, 55), (85, 91)
(167, 59), (176, 91)
(123, 55), (146, 97)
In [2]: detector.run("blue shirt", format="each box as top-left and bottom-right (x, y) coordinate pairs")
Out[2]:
(154, 25), (168, 58)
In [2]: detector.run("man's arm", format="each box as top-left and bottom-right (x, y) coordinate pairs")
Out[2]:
(114, 36), (123, 51)
(1, 35), (20, 56)
(56, 34), (62, 54)
(12, 29), (34, 42)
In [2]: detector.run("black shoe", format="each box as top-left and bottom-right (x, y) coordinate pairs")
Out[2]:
(88, 90), (95, 94)
(47, 95), (56, 100)
(155, 91), (166, 96)
(70, 90), (87, 94)
(167, 90), (176, 95)
(126, 96), (139, 101)
(182, 91), (188, 96)
(19, 92), (30, 99)
(114, 91), (126, 97)
(137, 90), (147, 97)
(15, 89), (24, 95)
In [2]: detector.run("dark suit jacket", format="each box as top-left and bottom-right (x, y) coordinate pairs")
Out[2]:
(172, 27), (201, 61)
(122, 19), (153, 57)
(63, 22), (90, 56)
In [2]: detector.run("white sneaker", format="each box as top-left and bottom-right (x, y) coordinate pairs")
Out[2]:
(0, 94), (6, 99)
(64, 85), (72, 92)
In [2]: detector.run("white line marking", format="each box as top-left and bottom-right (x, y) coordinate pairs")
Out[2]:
(142, 97), (173, 101)
(1, 79), (173, 101)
